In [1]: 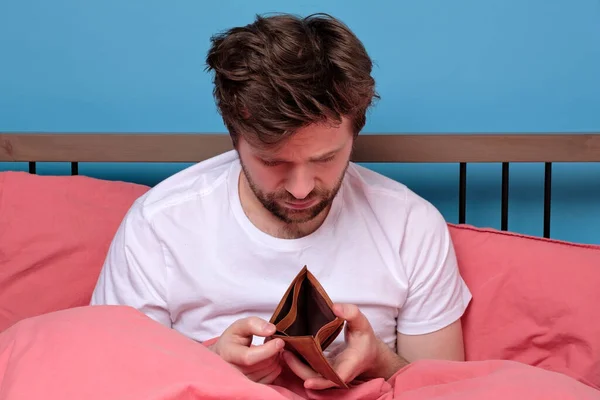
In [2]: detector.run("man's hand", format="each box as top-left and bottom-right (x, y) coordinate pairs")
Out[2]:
(208, 317), (285, 384)
(282, 303), (408, 390)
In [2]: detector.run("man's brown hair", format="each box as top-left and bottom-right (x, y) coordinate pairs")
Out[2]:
(205, 13), (378, 149)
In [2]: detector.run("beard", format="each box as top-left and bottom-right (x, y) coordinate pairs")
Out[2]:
(240, 161), (347, 225)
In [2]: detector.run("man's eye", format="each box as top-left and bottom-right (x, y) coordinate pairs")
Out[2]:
(261, 159), (282, 167)
(318, 156), (335, 163)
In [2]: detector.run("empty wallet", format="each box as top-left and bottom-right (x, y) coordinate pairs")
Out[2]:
(265, 265), (348, 389)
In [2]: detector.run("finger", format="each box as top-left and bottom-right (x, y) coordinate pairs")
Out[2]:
(305, 347), (365, 390)
(281, 350), (321, 381)
(246, 356), (283, 384)
(304, 356), (358, 390)
(246, 361), (279, 381)
(304, 376), (337, 390)
(225, 337), (284, 367)
(283, 351), (345, 390)
(256, 364), (283, 385)
(226, 317), (277, 341)
(332, 303), (372, 334)
(320, 356), (358, 386)
(242, 350), (280, 374)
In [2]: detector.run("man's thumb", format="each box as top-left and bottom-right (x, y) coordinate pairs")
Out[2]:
(333, 303), (371, 333)
(230, 316), (277, 338)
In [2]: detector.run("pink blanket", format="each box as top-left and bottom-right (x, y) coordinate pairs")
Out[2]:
(0, 306), (598, 399)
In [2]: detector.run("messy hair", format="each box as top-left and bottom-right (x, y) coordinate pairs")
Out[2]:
(205, 13), (378, 149)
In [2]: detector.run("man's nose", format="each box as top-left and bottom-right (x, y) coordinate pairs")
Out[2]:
(285, 166), (315, 199)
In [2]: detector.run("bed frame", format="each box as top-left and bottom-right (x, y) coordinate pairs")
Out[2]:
(1, 132), (599, 239)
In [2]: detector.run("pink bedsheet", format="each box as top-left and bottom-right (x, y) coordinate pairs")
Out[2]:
(0, 306), (598, 399)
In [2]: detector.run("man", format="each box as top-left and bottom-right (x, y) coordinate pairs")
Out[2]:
(90, 12), (472, 390)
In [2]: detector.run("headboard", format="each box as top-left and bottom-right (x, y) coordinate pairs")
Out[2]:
(1, 132), (599, 239)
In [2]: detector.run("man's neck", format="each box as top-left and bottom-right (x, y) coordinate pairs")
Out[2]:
(238, 173), (329, 239)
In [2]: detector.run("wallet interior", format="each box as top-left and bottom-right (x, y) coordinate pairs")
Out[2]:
(267, 266), (348, 388)
(273, 270), (337, 338)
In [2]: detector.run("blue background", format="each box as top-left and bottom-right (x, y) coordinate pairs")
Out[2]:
(1, 0), (599, 244)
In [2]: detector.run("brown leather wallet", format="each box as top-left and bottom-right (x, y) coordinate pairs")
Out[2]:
(265, 265), (348, 388)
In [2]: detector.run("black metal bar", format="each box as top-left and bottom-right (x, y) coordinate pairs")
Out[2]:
(501, 162), (509, 231)
(71, 162), (79, 176)
(28, 161), (36, 174)
(459, 162), (467, 223)
(543, 162), (552, 238)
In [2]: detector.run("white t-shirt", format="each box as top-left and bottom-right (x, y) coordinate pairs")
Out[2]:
(90, 150), (472, 355)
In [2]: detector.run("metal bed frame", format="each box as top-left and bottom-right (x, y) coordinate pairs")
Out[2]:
(1, 132), (599, 239)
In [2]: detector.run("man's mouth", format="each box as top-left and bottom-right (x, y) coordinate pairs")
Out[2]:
(283, 199), (317, 210)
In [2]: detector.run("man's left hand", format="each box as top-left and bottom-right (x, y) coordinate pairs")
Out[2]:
(281, 303), (407, 390)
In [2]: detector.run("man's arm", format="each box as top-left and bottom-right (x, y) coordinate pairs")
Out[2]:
(363, 318), (465, 382)
(395, 196), (471, 362)
(396, 319), (465, 362)
(90, 199), (172, 327)
(357, 316), (464, 383)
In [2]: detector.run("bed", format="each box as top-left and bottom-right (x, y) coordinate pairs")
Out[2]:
(1, 132), (600, 399)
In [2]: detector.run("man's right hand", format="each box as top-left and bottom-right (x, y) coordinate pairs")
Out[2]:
(207, 316), (285, 384)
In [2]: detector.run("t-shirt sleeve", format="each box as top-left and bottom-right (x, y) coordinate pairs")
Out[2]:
(90, 200), (172, 328)
(396, 196), (472, 335)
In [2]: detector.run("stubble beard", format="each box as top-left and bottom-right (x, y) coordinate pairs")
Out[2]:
(239, 161), (347, 228)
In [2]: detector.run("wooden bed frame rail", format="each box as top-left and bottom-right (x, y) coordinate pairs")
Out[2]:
(1, 132), (599, 239)
(1, 133), (599, 163)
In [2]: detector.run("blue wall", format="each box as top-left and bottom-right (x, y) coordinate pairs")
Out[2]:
(1, 0), (599, 244)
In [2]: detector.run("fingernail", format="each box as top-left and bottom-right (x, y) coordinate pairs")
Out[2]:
(275, 339), (284, 349)
(263, 322), (275, 332)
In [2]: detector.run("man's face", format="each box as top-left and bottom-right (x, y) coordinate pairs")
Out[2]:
(237, 118), (354, 225)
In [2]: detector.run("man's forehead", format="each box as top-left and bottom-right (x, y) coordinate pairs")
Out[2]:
(243, 119), (353, 159)
(251, 141), (345, 160)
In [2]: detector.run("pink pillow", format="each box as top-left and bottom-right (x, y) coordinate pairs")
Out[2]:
(450, 224), (600, 386)
(0, 172), (149, 332)
(1, 305), (598, 399)
(0, 305), (286, 399)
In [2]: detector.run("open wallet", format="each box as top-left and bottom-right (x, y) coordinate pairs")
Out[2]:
(265, 265), (348, 389)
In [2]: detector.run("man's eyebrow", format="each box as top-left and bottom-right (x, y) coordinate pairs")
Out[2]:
(308, 148), (341, 161)
(255, 145), (344, 162)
